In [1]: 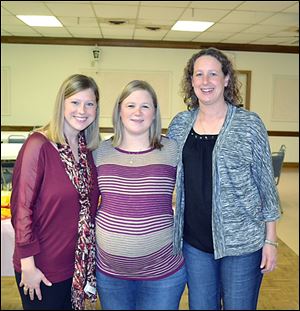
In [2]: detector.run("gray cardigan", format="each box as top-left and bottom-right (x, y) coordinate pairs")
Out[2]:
(167, 104), (280, 259)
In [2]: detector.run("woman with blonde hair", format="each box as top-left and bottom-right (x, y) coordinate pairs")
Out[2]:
(11, 74), (100, 310)
(94, 80), (186, 310)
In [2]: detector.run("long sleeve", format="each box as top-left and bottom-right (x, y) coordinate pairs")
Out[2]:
(10, 133), (46, 258)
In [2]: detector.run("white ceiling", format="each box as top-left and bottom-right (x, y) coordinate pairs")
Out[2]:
(1, 1), (299, 47)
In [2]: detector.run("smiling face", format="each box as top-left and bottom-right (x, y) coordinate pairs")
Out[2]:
(120, 89), (155, 138)
(63, 88), (97, 137)
(192, 55), (229, 106)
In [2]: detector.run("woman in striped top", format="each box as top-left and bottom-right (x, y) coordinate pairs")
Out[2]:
(93, 80), (186, 310)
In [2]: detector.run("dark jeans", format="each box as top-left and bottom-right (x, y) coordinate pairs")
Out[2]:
(15, 271), (72, 310)
(183, 242), (263, 310)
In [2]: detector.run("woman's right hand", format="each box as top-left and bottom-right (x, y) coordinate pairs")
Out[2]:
(19, 256), (52, 300)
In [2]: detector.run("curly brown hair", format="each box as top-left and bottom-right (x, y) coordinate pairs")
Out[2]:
(181, 47), (242, 110)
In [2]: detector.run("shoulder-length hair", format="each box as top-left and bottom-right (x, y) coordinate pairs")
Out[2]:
(182, 47), (242, 110)
(39, 74), (100, 150)
(112, 80), (162, 149)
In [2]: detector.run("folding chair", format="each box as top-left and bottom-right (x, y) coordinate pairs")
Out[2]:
(1, 160), (15, 191)
(272, 144), (286, 213)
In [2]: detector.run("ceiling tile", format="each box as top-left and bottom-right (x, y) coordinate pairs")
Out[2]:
(180, 8), (230, 21)
(1, 24), (40, 36)
(260, 12), (299, 26)
(225, 32), (266, 42)
(236, 1), (298, 12)
(164, 31), (200, 40)
(220, 10), (274, 24)
(138, 6), (184, 20)
(243, 24), (288, 34)
(207, 23), (251, 33)
(101, 26), (134, 39)
(141, 1), (189, 8)
(67, 26), (102, 38)
(1, 1), (52, 15)
(283, 3), (299, 13)
(59, 16), (99, 27)
(134, 28), (168, 39)
(193, 32), (233, 42)
(1, 15), (26, 26)
(33, 27), (71, 37)
(189, 1), (243, 10)
(46, 2), (95, 17)
(1, 1), (298, 47)
(93, 4), (138, 19)
(136, 18), (174, 27)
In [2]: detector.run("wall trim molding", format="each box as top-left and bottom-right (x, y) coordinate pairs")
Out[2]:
(283, 163), (299, 168)
(1, 126), (299, 137)
(1, 36), (298, 54)
(2, 126), (298, 166)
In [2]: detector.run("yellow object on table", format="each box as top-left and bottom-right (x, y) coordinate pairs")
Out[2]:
(1, 190), (11, 219)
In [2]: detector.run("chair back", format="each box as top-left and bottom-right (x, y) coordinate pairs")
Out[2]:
(271, 145), (286, 185)
(7, 135), (26, 144)
(1, 160), (15, 191)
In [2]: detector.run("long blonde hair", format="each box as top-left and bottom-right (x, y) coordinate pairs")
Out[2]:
(112, 80), (163, 149)
(39, 74), (100, 150)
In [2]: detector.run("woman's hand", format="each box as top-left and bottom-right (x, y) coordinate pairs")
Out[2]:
(260, 244), (277, 274)
(19, 256), (52, 300)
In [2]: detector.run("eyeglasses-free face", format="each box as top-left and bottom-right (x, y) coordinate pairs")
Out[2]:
(192, 55), (229, 106)
(120, 89), (155, 138)
(64, 88), (97, 135)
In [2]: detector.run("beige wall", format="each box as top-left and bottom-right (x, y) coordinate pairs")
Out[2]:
(1, 43), (299, 162)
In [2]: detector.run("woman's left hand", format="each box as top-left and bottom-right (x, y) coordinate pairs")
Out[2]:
(260, 244), (277, 273)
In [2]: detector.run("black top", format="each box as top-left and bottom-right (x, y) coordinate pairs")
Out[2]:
(182, 128), (217, 253)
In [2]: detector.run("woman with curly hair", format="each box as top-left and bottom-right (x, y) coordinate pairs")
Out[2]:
(167, 47), (280, 310)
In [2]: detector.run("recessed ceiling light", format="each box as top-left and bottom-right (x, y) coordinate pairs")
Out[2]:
(172, 21), (214, 32)
(16, 15), (62, 27)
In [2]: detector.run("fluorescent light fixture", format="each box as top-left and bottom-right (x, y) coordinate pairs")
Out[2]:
(16, 15), (62, 27)
(172, 21), (214, 32)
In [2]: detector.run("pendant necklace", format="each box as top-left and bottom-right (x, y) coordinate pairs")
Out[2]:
(127, 150), (140, 165)
(127, 147), (151, 165)
(129, 155), (134, 165)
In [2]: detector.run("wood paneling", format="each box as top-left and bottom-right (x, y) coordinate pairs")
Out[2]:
(1, 36), (299, 54)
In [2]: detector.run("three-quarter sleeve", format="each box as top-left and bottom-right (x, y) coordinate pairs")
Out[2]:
(250, 115), (281, 221)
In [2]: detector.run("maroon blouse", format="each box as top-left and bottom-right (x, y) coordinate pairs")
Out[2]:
(10, 132), (99, 283)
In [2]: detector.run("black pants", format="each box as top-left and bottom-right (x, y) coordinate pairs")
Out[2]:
(15, 271), (73, 310)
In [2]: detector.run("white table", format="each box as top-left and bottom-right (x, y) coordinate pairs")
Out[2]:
(1, 218), (15, 276)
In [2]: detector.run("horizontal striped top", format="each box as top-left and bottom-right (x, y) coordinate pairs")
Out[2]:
(93, 136), (184, 280)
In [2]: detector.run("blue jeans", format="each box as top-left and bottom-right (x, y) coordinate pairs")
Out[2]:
(184, 242), (263, 310)
(96, 265), (186, 310)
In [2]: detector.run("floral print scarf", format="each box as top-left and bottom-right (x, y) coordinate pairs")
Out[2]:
(57, 133), (96, 310)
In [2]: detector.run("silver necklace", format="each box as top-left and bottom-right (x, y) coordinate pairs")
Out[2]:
(129, 155), (134, 165)
(127, 150), (141, 165)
